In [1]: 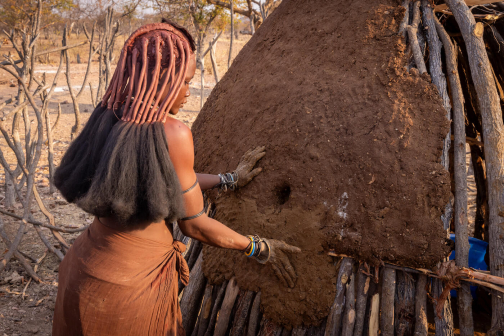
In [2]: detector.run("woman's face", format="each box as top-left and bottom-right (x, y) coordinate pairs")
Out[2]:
(169, 54), (197, 115)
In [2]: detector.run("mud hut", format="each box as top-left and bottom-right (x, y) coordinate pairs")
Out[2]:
(177, 0), (504, 334)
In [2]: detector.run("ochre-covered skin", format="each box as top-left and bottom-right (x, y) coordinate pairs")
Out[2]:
(193, 0), (451, 327)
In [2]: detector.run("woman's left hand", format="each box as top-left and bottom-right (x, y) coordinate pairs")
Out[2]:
(235, 146), (266, 188)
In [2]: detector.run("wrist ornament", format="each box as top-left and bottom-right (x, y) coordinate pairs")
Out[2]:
(217, 172), (239, 191)
(242, 235), (271, 264)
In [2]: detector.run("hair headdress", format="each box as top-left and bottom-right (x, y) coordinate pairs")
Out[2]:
(101, 23), (194, 124)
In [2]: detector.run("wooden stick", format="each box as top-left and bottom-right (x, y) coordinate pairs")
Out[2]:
(353, 265), (370, 336)
(394, 271), (415, 335)
(0, 219), (40, 282)
(325, 257), (354, 336)
(247, 292), (262, 336)
(435, 16), (474, 336)
(291, 326), (307, 336)
(214, 277), (240, 336)
(399, 0), (412, 38)
(0, 209), (87, 233)
(180, 253), (207, 336)
(259, 319), (283, 336)
(432, 279), (454, 336)
(0, 217), (26, 272)
(380, 268), (396, 336)
(341, 270), (356, 336)
(413, 274), (428, 336)
(445, 0), (504, 329)
(368, 292), (380, 336)
(230, 290), (254, 336)
(195, 284), (214, 336)
(204, 280), (228, 336)
(406, 1), (427, 74)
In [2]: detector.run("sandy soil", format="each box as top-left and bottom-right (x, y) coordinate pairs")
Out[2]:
(0, 32), (248, 336)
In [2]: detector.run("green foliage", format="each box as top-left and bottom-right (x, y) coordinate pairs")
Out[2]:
(0, 0), (74, 29)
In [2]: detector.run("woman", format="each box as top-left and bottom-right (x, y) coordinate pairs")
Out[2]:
(52, 21), (300, 335)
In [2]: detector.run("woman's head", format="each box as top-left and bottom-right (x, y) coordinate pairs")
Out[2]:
(55, 21), (196, 225)
(101, 22), (196, 123)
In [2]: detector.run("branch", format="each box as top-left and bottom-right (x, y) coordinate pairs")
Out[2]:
(0, 42), (89, 66)
(203, 31), (223, 58)
(207, 0), (258, 17)
(0, 208), (88, 233)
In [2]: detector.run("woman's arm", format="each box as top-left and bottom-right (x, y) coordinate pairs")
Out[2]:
(164, 120), (299, 287)
(196, 146), (265, 191)
(165, 120), (249, 250)
(196, 173), (220, 190)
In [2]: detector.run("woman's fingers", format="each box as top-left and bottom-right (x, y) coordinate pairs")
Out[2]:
(271, 263), (289, 287)
(279, 241), (301, 254)
(279, 253), (297, 284)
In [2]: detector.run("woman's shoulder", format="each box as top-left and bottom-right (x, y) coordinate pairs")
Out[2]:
(163, 117), (193, 147)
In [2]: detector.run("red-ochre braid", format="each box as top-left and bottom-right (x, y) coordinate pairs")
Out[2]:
(101, 23), (194, 124)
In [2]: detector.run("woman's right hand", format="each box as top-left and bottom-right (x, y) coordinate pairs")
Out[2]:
(257, 239), (301, 288)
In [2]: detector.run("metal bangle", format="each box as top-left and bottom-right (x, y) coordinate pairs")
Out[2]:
(181, 208), (205, 221)
(254, 238), (271, 264)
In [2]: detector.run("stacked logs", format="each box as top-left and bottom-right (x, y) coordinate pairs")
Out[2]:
(179, 1), (504, 334)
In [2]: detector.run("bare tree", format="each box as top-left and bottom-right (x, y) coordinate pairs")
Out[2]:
(63, 23), (98, 139)
(0, 0), (87, 282)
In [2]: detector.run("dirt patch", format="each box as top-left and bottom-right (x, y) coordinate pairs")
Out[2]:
(193, 0), (452, 327)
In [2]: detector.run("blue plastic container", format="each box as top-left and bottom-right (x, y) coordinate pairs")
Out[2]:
(448, 234), (488, 298)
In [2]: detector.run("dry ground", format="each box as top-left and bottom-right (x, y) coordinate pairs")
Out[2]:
(0, 32), (248, 336)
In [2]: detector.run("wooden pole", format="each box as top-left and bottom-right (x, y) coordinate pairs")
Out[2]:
(380, 268), (396, 336)
(214, 277), (240, 336)
(180, 253), (207, 336)
(228, 0), (234, 69)
(231, 291), (255, 336)
(432, 279), (454, 336)
(413, 274), (428, 336)
(259, 319), (283, 336)
(407, 1), (427, 74)
(394, 271), (415, 336)
(195, 284), (214, 336)
(353, 265), (371, 336)
(341, 271), (357, 336)
(368, 292), (380, 336)
(325, 257), (354, 336)
(435, 16), (474, 336)
(445, 0), (504, 332)
(247, 292), (262, 336)
(204, 280), (228, 336)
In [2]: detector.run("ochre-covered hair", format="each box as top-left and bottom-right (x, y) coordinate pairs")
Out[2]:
(54, 23), (194, 226)
(102, 23), (194, 123)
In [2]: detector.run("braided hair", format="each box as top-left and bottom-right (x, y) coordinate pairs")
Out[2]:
(55, 23), (195, 226)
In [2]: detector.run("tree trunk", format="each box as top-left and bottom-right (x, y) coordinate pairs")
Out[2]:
(4, 170), (15, 207)
(380, 268), (396, 336)
(445, 1), (504, 333)
(210, 41), (219, 83)
(434, 17), (474, 336)
(394, 271), (415, 336)
(413, 275), (428, 336)
(325, 257), (354, 336)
